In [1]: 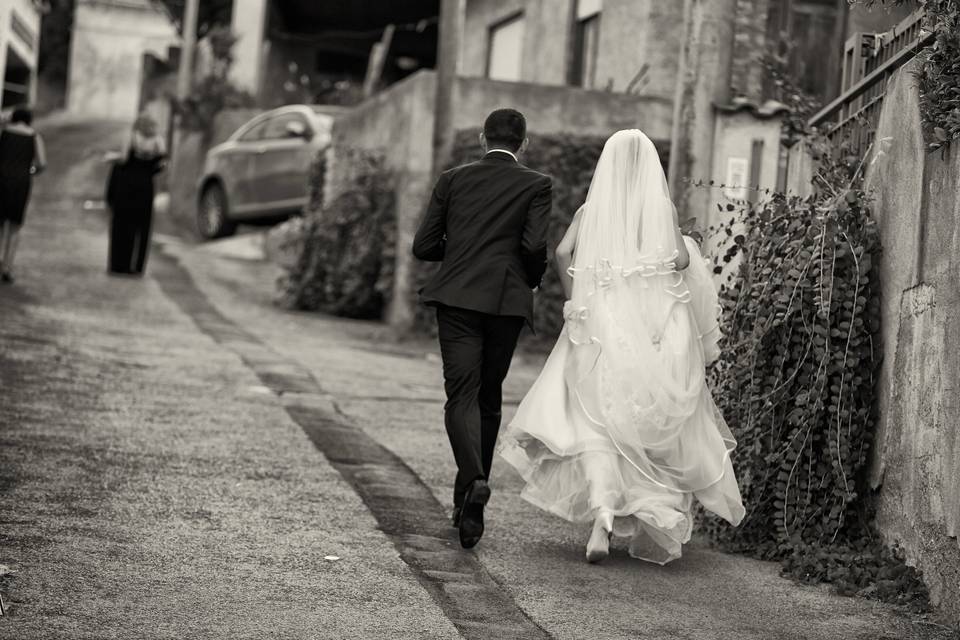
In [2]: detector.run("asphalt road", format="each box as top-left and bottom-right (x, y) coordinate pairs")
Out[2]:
(0, 116), (956, 639)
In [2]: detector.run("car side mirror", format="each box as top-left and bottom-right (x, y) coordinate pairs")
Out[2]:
(285, 121), (312, 140)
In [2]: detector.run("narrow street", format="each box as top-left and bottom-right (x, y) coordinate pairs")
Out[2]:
(0, 118), (954, 639)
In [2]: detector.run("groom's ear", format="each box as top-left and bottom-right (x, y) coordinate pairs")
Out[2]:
(479, 132), (487, 151)
(519, 137), (529, 155)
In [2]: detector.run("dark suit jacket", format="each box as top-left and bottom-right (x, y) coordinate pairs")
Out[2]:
(413, 151), (552, 328)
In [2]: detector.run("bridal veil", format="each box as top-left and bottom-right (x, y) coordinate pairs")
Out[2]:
(499, 130), (744, 564)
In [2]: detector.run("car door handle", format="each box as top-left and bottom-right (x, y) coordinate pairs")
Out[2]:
(254, 145), (267, 154)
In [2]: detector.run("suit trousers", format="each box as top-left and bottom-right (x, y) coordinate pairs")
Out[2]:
(436, 305), (525, 507)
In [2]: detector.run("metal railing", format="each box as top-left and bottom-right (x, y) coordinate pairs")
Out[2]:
(809, 9), (933, 156)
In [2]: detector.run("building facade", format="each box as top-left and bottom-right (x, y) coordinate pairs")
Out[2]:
(0, 0), (41, 109)
(460, 0), (683, 107)
(228, 0), (439, 108)
(456, 0), (914, 226)
(460, 0), (859, 109)
(66, 0), (178, 120)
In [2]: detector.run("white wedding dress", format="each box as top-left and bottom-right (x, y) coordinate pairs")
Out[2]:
(498, 130), (745, 564)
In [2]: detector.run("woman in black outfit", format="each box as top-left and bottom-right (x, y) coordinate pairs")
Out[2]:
(0, 107), (46, 284)
(106, 114), (166, 276)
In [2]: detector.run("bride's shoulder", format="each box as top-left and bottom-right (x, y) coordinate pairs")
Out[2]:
(568, 204), (586, 226)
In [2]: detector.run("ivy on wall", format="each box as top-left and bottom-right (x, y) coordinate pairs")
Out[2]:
(700, 136), (930, 610)
(916, 0), (960, 150)
(279, 148), (396, 318)
(852, 0), (960, 150)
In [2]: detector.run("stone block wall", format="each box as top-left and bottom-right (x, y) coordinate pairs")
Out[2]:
(327, 71), (437, 329)
(864, 59), (960, 625)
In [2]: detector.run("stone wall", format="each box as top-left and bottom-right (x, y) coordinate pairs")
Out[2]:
(327, 71), (437, 329)
(166, 108), (263, 237)
(452, 75), (673, 142)
(329, 69), (675, 330)
(864, 58), (960, 624)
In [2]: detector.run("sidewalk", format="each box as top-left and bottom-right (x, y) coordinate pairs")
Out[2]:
(170, 234), (958, 640)
(0, 122), (459, 639)
(0, 118), (956, 639)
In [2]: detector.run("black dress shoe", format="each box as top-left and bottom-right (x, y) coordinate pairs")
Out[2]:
(459, 479), (490, 549)
(452, 505), (462, 528)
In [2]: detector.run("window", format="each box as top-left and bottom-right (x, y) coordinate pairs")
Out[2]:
(237, 119), (269, 142)
(262, 113), (311, 140)
(486, 13), (525, 82)
(569, 0), (601, 88)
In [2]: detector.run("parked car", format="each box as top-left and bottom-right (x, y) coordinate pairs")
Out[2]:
(196, 105), (335, 239)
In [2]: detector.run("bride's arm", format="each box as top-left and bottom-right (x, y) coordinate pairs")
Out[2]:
(555, 206), (584, 299)
(671, 203), (690, 270)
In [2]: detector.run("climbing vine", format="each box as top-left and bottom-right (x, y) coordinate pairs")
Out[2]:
(852, 0), (960, 149)
(279, 148), (396, 318)
(916, 0), (960, 149)
(699, 136), (929, 610)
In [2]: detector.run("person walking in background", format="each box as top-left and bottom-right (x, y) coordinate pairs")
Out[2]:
(106, 113), (166, 276)
(0, 106), (46, 284)
(413, 108), (552, 549)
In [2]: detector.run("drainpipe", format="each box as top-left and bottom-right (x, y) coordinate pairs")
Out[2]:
(176, 0), (200, 101)
(433, 0), (465, 178)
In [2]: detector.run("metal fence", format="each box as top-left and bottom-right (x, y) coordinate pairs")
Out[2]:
(809, 9), (933, 156)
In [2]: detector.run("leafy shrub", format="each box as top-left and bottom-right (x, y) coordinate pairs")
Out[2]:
(853, 0), (960, 150)
(411, 128), (669, 343)
(916, 0), (960, 150)
(279, 148), (396, 318)
(701, 137), (929, 610)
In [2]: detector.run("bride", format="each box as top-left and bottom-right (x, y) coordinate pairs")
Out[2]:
(498, 129), (744, 564)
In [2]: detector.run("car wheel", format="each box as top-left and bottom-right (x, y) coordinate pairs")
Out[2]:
(198, 182), (237, 240)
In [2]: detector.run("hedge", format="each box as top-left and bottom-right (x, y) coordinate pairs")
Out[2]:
(278, 148), (396, 318)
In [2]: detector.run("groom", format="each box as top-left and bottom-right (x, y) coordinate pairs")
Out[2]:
(413, 108), (552, 548)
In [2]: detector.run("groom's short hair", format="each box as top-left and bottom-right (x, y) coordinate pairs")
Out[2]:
(483, 108), (526, 151)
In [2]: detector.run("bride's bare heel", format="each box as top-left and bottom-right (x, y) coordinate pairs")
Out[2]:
(586, 510), (614, 563)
